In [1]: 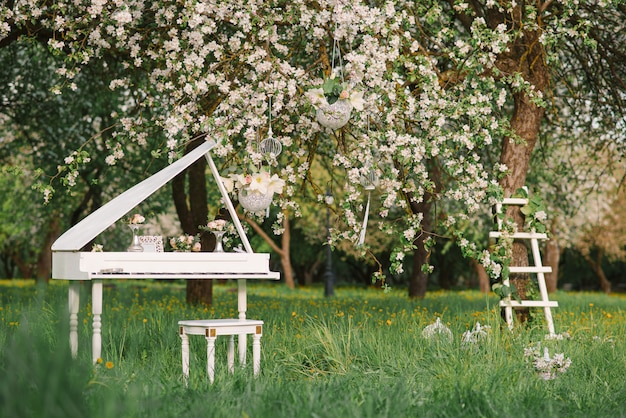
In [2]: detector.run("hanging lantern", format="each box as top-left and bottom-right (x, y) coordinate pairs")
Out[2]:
(259, 129), (282, 159)
(316, 100), (353, 130)
(360, 166), (379, 191)
(238, 190), (273, 213)
(259, 96), (282, 160)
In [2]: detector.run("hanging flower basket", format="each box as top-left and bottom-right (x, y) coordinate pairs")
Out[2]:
(238, 190), (274, 213)
(221, 170), (285, 215)
(316, 99), (353, 129)
(305, 76), (364, 130)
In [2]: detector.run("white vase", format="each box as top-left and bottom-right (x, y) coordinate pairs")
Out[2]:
(316, 99), (353, 129)
(238, 190), (273, 213)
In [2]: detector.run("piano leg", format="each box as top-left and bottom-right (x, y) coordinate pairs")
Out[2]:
(92, 279), (103, 364)
(69, 282), (80, 358)
(237, 279), (247, 365)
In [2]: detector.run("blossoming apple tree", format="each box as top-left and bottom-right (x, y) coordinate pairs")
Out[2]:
(2, 1), (625, 302)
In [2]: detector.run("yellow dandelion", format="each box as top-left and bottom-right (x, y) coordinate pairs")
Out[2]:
(96, 357), (103, 364)
(386, 319), (392, 326)
(105, 361), (114, 369)
(589, 303), (594, 308)
(143, 318), (148, 323)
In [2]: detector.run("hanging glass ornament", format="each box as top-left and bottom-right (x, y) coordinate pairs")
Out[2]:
(357, 164), (378, 246)
(259, 96), (282, 160)
(259, 129), (282, 160)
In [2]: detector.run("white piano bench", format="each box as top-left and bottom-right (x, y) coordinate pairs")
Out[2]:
(178, 319), (263, 384)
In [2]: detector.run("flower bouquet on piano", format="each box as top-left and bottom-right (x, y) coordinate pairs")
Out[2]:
(201, 219), (233, 252)
(206, 219), (228, 231)
(169, 234), (201, 252)
(127, 213), (145, 225)
(126, 213), (146, 252)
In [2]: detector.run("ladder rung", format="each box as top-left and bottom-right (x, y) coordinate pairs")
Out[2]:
(489, 232), (548, 240)
(500, 300), (559, 308)
(509, 266), (552, 274)
(500, 198), (529, 205)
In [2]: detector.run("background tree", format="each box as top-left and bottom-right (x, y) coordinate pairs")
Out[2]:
(1, 1), (625, 309)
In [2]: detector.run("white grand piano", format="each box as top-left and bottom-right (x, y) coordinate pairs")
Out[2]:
(51, 141), (280, 363)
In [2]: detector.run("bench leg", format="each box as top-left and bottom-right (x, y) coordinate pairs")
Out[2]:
(252, 333), (261, 377)
(238, 334), (247, 366)
(206, 335), (216, 383)
(227, 335), (235, 374)
(180, 329), (190, 385)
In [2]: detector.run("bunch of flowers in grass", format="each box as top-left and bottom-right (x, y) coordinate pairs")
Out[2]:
(524, 344), (572, 380)
(461, 322), (491, 348)
(169, 234), (200, 252)
(421, 317), (453, 342)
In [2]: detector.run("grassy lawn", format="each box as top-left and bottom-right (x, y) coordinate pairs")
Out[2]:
(1, 279), (625, 417)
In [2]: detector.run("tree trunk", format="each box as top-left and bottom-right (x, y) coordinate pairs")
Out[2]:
(407, 158), (440, 299)
(302, 258), (321, 286)
(280, 215), (295, 289)
(583, 250), (611, 294)
(240, 210), (295, 289)
(10, 250), (32, 279)
(494, 21), (549, 323)
(544, 225), (560, 293)
(438, 254), (453, 290)
(35, 215), (60, 283)
(471, 258), (491, 294)
(172, 139), (212, 306)
(408, 197), (432, 299)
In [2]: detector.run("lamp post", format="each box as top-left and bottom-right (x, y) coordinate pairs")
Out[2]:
(324, 189), (335, 297)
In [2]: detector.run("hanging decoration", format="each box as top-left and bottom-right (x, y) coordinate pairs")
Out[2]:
(357, 117), (378, 246)
(259, 97), (282, 161)
(305, 34), (364, 129)
(226, 96), (285, 215)
(357, 163), (378, 246)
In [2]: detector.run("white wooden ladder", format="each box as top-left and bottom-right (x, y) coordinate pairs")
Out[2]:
(490, 197), (558, 335)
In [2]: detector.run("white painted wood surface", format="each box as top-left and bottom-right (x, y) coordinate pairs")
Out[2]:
(179, 319), (263, 383)
(491, 195), (558, 336)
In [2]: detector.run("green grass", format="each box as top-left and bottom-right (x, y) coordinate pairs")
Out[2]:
(1, 280), (625, 417)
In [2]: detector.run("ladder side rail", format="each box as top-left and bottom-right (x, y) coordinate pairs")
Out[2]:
(530, 238), (556, 335)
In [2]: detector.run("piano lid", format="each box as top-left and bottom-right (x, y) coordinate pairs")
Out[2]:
(52, 141), (217, 252)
